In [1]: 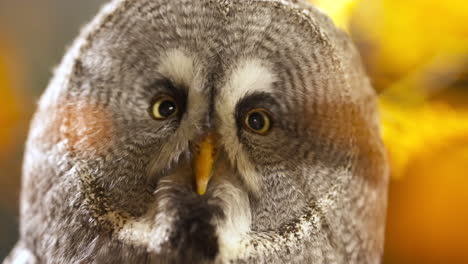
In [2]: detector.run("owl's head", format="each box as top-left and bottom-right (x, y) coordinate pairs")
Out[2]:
(19, 0), (388, 263)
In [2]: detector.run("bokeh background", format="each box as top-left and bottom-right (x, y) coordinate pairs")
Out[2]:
(0, 0), (467, 263)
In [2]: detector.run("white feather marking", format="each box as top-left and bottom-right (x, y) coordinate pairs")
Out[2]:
(117, 169), (192, 252)
(158, 49), (200, 89)
(148, 49), (208, 176)
(209, 172), (252, 260)
(216, 58), (278, 194)
(9, 247), (36, 264)
(220, 59), (277, 106)
(117, 212), (172, 253)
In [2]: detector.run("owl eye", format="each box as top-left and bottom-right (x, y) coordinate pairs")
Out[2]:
(244, 108), (272, 134)
(151, 95), (179, 120)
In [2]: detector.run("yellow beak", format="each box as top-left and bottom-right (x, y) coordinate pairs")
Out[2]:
(194, 133), (217, 195)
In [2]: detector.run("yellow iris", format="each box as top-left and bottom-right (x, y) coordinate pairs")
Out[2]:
(244, 108), (272, 135)
(151, 95), (178, 120)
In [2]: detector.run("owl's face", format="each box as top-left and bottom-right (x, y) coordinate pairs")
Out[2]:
(18, 0), (388, 263)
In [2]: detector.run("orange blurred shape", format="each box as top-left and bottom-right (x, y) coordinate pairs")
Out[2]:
(0, 35), (21, 158)
(382, 102), (468, 263)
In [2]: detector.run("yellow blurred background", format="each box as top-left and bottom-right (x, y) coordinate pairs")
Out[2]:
(0, 0), (467, 263)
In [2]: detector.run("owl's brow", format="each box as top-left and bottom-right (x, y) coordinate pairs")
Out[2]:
(146, 78), (187, 96)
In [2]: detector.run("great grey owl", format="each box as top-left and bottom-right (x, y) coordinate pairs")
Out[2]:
(5, 0), (389, 263)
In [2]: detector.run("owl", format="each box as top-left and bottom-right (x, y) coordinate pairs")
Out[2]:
(5, 0), (389, 263)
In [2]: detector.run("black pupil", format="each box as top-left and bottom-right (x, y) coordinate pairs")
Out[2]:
(159, 100), (176, 117)
(248, 112), (266, 131)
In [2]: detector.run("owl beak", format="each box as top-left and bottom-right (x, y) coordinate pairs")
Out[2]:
(193, 132), (217, 195)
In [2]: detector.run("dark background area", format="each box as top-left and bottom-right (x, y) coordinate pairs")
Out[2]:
(0, 0), (107, 258)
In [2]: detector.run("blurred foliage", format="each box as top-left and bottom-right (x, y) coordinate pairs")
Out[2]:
(313, 0), (357, 31)
(0, 33), (22, 260)
(0, 39), (20, 159)
(381, 102), (468, 180)
(352, 0), (468, 94)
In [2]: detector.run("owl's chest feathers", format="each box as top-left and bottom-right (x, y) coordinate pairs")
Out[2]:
(250, 174), (308, 231)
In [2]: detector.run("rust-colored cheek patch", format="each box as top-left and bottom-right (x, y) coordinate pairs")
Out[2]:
(61, 101), (115, 157)
(304, 100), (387, 187)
